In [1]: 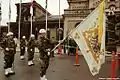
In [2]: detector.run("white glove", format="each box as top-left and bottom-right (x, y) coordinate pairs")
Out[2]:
(46, 49), (50, 52)
(5, 48), (9, 51)
(48, 52), (50, 56)
(30, 49), (32, 51)
(39, 59), (44, 65)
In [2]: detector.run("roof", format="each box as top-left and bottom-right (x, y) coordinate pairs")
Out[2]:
(15, 1), (51, 16)
(1, 25), (8, 27)
(36, 15), (63, 21)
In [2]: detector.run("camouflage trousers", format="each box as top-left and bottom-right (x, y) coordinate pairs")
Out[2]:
(40, 57), (50, 77)
(20, 47), (25, 56)
(28, 49), (34, 61)
(4, 53), (15, 69)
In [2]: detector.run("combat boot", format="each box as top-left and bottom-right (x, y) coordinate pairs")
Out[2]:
(5, 68), (9, 76)
(28, 61), (31, 66)
(8, 68), (15, 74)
(40, 76), (44, 80)
(43, 75), (47, 80)
(20, 56), (25, 60)
(31, 60), (34, 65)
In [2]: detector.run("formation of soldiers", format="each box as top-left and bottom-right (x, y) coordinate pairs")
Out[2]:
(0, 29), (52, 80)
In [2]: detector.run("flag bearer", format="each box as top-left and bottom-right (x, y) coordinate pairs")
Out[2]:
(36, 29), (52, 80)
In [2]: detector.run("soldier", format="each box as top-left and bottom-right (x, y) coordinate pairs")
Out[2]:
(1, 32), (16, 76)
(20, 36), (26, 60)
(36, 29), (52, 80)
(27, 34), (36, 66)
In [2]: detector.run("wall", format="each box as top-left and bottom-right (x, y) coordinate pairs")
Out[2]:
(64, 17), (83, 37)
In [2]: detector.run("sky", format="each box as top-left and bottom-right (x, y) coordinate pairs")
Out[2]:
(1, 0), (69, 25)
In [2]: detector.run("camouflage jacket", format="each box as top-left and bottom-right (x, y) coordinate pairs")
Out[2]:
(1, 38), (16, 54)
(36, 38), (52, 59)
(20, 39), (26, 48)
(27, 39), (36, 51)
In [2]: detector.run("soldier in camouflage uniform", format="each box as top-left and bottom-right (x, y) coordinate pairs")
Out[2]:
(20, 36), (26, 60)
(1, 32), (16, 76)
(2, 32), (8, 42)
(36, 29), (52, 80)
(27, 34), (36, 66)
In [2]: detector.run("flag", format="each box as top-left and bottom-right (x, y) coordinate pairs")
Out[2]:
(71, 0), (105, 76)
(45, 0), (48, 9)
(30, 0), (34, 34)
(30, 0), (34, 16)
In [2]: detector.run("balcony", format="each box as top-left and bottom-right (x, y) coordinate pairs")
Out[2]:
(64, 9), (92, 16)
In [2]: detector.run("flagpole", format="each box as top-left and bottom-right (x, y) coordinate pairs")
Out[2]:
(30, 0), (34, 35)
(18, 0), (22, 41)
(8, 0), (11, 32)
(45, 0), (48, 35)
(58, 0), (60, 41)
(52, 0), (105, 53)
(30, 11), (32, 35)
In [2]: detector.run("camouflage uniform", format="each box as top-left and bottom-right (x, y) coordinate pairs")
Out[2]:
(20, 38), (26, 56)
(36, 37), (52, 77)
(1, 38), (16, 69)
(27, 39), (36, 61)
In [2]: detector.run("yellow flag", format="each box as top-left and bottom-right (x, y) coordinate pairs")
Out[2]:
(98, 0), (105, 44)
(71, 0), (105, 76)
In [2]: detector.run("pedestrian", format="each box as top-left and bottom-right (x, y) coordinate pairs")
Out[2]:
(27, 34), (36, 66)
(0, 32), (16, 76)
(20, 36), (27, 60)
(36, 29), (52, 80)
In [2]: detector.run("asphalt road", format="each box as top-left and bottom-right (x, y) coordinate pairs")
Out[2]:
(0, 50), (120, 80)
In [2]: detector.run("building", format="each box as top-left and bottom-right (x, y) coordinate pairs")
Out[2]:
(0, 26), (8, 41)
(10, 1), (63, 40)
(64, 0), (90, 37)
(105, 0), (120, 51)
(8, 0), (120, 52)
(63, 0), (120, 52)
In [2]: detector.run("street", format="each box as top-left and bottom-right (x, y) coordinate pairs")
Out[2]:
(0, 49), (120, 80)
